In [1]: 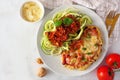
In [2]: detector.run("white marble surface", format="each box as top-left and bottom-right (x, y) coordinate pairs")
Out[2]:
(0, 0), (120, 80)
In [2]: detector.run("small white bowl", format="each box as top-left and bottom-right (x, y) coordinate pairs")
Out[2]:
(20, 0), (44, 23)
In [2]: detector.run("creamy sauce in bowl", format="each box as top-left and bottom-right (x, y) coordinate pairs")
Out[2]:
(21, 1), (44, 22)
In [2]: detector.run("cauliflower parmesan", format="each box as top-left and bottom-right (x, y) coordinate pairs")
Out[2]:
(61, 25), (103, 70)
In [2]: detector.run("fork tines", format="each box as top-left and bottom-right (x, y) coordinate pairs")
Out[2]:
(107, 11), (116, 18)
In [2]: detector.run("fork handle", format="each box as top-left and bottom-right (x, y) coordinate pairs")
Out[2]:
(108, 14), (120, 37)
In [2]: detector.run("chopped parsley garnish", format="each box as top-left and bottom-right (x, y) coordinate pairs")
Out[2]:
(86, 33), (91, 38)
(86, 52), (92, 55)
(94, 43), (98, 47)
(82, 47), (87, 50)
(82, 57), (87, 61)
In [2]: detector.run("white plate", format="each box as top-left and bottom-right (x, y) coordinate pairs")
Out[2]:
(37, 5), (108, 76)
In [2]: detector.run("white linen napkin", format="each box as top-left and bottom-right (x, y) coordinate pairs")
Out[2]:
(72, 0), (119, 19)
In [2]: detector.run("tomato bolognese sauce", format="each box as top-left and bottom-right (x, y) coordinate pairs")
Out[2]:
(46, 15), (80, 47)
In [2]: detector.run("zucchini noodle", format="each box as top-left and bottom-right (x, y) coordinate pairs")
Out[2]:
(73, 15), (92, 40)
(81, 15), (92, 25)
(52, 8), (79, 22)
(52, 12), (64, 22)
(41, 36), (55, 55)
(44, 20), (56, 32)
(51, 48), (62, 55)
(62, 42), (69, 51)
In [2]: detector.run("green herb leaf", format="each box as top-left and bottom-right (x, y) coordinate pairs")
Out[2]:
(86, 33), (91, 38)
(63, 17), (73, 26)
(82, 57), (87, 62)
(86, 52), (92, 55)
(94, 43), (98, 47)
(82, 47), (87, 50)
(54, 20), (62, 27)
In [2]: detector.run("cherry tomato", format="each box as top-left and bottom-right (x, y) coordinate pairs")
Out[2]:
(97, 65), (114, 80)
(106, 53), (120, 69)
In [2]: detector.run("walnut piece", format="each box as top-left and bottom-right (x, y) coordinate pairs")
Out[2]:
(37, 67), (47, 77)
(36, 58), (43, 64)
